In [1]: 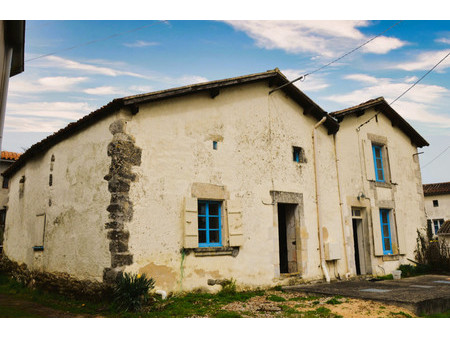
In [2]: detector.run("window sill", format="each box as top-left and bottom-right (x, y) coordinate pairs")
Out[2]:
(382, 254), (399, 261)
(184, 246), (240, 257)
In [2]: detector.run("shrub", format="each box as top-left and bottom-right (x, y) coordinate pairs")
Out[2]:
(415, 228), (450, 273)
(113, 272), (155, 312)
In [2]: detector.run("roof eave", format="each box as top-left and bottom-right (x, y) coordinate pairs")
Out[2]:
(5, 20), (25, 77)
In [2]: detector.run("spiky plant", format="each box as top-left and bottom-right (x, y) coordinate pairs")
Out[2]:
(113, 272), (155, 312)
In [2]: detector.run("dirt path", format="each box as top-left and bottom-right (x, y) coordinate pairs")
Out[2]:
(221, 290), (417, 318)
(0, 294), (89, 318)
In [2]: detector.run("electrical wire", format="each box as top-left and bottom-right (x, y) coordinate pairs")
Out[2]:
(421, 146), (450, 169)
(356, 50), (450, 131)
(269, 20), (403, 94)
(25, 20), (168, 63)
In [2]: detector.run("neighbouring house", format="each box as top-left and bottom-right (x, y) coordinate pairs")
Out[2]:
(437, 220), (450, 244)
(1, 21), (25, 151)
(423, 182), (450, 237)
(1, 69), (429, 293)
(0, 151), (21, 253)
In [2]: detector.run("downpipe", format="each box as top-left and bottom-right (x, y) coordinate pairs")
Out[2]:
(312, 116), (330, 283)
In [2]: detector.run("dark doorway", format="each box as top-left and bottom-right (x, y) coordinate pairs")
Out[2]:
(278, 203), (298, 274)
(352, 218), (362, 275)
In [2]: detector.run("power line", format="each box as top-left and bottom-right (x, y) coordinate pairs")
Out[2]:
(390, 50), (450, 106)
(421, 146), (450, 169)
(356, 50), (450, 131)
(269, 20), (403, 94)
(25, 21), (168, 63)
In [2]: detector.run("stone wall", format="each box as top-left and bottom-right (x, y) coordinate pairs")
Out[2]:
(0, 255), (112, 301)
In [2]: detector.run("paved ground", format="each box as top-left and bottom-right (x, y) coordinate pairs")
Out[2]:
(283, 274), (450, 315)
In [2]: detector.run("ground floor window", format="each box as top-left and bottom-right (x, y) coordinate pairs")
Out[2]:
(432, 219), (444, 236)
(198, 200), (222, 247)
(379, 209), (393, 255)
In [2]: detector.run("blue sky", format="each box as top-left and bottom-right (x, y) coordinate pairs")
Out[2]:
(3, 11), (450, 184)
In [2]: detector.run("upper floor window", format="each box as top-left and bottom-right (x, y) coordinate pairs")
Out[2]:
(433, 200), (439, 207)
(293, 146), (306, 163)
(372, 144), (385, 182)
(198, 200), (222, 247)
(379, 209), (393, 255)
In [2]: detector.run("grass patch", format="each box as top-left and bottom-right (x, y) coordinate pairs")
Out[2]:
(326, 296), (344, 305)
(267, 294), (286, 302)
(302, 306), (342, 318)
(420, 309), (450, 318)
(290, 295), (320, 301)
(389, 311), (412, 318)
(377, 274), (393, 280)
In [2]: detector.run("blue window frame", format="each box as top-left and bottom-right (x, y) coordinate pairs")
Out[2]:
(198, 201), (222, 247)
(433, 219), (444, 235)
(372, 145), (385, 182)
(379, 209), (393, 255)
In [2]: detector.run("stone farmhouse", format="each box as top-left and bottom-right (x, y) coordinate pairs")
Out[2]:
(2, 69), (429, 292)
(423, 182), (450, 240)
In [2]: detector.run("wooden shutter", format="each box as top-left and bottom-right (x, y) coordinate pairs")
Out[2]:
(364, 140), (376, 181)
(184, 197), (198, 248)
(227, 199), (244, 247)
(372, 209), (384, 256)
(395, 211), (407, 254)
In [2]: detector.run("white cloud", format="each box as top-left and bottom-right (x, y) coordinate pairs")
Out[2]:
(171, 75), (209, 86)
(344, 73), (380, 84)
(9, 76), (88, 95)
(393, 49), (450, 71)
(435, 38), (450, 45)
(362, 36), (407, 54)
(83, 86), (125, 95)
(123, 40), (159, 48)
(226, 20), (406, 57)
(6, 101), (93, 120)
(37, 55), (147, 78)
(326, 74), (450, 127)
(129, 85), (155, 94)
(4, 116), (70, 133)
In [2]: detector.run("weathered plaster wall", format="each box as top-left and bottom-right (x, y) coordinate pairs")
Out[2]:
(424, 194), (450, 221)
(125, 82), (343, 292)
(335, 108), (426, 276)
(3, 114), (118, 281)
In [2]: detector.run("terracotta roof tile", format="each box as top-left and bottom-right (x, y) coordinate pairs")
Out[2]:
(423, 182), (450, 196)
(1, 151), (21, 161)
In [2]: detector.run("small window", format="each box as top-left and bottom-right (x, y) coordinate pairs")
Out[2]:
(379, 209), (393, 255)
(212, 141), (218, 150)
(352, 208), (361, 217)
(372, 145), (385, 182)
(433, 200), (439, 207)
(198, 201), (222, 247)
(293, 146), (306, 163)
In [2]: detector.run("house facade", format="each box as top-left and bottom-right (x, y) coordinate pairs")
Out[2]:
(423, 182), (450, 237)
(2, 70), (429, 292)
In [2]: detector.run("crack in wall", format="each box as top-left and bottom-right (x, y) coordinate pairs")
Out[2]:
(103, 119), (141, 283)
